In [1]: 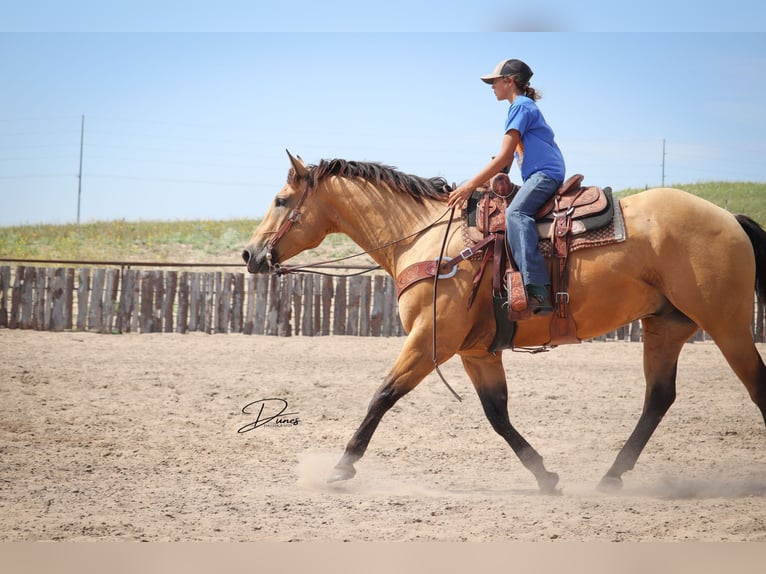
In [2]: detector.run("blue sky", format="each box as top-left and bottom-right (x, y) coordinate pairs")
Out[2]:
(2, 3), (765, 225)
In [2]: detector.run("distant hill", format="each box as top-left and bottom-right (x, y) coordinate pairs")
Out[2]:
(2, 181), (764, 265)
(616, 181), (766, 226)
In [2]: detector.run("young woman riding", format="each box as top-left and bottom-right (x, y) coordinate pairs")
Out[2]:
(448, 58), (566, 315)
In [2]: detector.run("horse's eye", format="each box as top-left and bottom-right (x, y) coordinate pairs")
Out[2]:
(275, 197), (288, 208)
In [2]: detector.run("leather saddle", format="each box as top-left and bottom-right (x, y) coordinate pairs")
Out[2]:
(469, 173), (613, 238)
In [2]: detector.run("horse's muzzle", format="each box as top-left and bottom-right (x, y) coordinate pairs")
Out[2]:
(242, 244), (274, 274)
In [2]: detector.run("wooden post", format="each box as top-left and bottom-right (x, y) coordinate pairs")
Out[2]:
(277, 275), (292, 337)
(88, 268), (106, 332)
(76, 268), (90, 331)
(117, 269), (134, 333)
(19, 266), (35, 329)
(359, 275), (371, 336)
(243, 274), (256, 335)
(334, 276), (347, 335)
(153, 271), (164, 333)
(370, 275), (384, 336)
(163, 271), (177, 333)
(204, 273), (215, 334)
(380, 275), (396, 337)
(140, 271), (154, 333)
(101, 268), (119, 334)
(188, 272), (200, 332)
(177, 272), (189, 334)
(9, 266), (23, 329)
(44, 268), (54, 331)
(0, 266), (10, 328)
(65, 268), (74, 330)
(301, 274), (314, 336)
(345, 276), (362, 336)
(253, 274), (269, 335)
(50, 268), (69, 332)
(41, 267), (53, 330)
(214, 272), (225, 333)
(130, 270), (141, 333)
(321, 276), (333, 336)
(223, 272), (234, 333)
(266, 274), (280, 336)
(231, 273), (244, 333)
(221, 272), (232, 333)
(291, 274), (303, 336)
(36, 268), (48, 330)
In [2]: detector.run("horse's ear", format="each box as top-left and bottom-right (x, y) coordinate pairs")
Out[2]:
(286, 149), (308, 180)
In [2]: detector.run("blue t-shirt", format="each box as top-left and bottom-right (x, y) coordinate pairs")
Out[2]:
(504, 95), (565, 182)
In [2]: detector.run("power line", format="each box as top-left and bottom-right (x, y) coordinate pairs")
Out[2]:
(0, 174), (75, 180)
(84, 173), (262, 187)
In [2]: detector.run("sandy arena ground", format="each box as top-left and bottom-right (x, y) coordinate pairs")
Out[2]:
(1, 330), (766, 542)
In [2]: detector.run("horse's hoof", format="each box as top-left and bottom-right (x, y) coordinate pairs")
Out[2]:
(327, 464), (356, 483)
(597, 475), (623, 493)
(537, 471), (560, 494)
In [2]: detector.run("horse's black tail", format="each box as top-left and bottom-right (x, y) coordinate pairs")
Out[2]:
(736, 214), (766, 304)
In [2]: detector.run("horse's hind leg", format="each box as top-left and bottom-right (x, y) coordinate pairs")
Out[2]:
(598, 310), (698, 491)
(710, 328), (766, 427)
(462, 354), (559, 494)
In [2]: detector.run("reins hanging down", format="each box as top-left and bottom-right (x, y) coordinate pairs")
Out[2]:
(432, 205), (463, 403)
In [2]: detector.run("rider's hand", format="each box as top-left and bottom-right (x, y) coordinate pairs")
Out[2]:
(448, 183), (474, 208)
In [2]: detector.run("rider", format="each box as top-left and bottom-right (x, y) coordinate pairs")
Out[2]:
(448, 58), (566, 314)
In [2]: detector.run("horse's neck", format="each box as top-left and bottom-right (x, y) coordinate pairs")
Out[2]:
(325, 177), (446, 273)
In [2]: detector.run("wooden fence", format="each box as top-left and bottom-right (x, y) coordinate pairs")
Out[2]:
(0, 265), (403, 337)
(1, 264), (764, 343)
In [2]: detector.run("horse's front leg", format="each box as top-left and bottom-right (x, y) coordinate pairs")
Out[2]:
(328, 334), (438, 483)
(328, 376), (402, 482)
(462, 354), (560, 494)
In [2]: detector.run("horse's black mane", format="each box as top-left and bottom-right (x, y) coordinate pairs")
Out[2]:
(302, 158), (451, 203)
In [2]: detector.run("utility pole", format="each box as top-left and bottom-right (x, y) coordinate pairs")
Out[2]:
(77, 115), (85, 224)
(661, 138), (666, 187)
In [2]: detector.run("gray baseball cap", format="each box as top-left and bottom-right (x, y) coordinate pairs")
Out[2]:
(481, 59), (534, 84)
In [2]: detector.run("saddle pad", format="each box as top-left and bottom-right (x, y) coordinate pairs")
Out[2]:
(538, 197), (627, 258)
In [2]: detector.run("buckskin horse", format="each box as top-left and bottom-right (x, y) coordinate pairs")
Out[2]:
(242, 151), (766, 493)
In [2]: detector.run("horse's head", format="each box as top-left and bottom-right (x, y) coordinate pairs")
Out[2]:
(242, 151), (333, 274)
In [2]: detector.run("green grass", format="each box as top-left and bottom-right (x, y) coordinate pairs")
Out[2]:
(2, 181), (765, 264)
(0, 218), (260, 264)
(616, 181), (766, 226)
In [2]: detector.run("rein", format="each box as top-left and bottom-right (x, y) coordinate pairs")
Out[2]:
(270, 209), (453, 276)
(266, 171), (454, 277)
(432, 205), (463, 403)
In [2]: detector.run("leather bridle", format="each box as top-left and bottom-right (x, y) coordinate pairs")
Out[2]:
(263, 170), (454, 276)
(263, 171), (313, 271)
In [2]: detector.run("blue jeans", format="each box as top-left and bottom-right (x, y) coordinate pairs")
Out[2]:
(505, 171), (562, 286)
